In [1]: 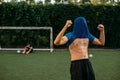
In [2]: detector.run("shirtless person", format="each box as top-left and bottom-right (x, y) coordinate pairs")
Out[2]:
(54, 17), (105, 80)
(22, 43), (33, 54)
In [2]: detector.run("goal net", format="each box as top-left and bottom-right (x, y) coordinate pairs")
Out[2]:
(0, 27), (53, 52)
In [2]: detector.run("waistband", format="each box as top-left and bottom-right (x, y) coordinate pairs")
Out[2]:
(71, 58), (89, 63)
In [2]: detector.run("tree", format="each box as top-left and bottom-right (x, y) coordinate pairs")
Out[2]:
(91, 0), (99, 5)
(0, 0), (4, 3)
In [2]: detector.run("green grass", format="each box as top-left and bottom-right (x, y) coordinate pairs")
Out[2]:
(0, 49), (120, 80)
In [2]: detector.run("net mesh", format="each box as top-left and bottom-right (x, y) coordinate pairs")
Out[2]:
(0, 27), (53, 52)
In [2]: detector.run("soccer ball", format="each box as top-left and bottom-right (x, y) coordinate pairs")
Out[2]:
(17, 50), (21, 53)
(89, 54), (93, 58)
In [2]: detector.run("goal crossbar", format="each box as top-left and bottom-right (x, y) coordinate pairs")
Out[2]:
(0, 26), (52, 30)
(0, 26), (53, 52)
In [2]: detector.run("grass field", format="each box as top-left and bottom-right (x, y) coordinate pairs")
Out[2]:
(0, 49), (120, 80)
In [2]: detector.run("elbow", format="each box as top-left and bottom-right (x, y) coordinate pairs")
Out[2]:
(95, 41), (105, 46)
(101, 41), (105, 46)
(102, 42), (105, 46)
(54, 42), (57, 45)
(101, 43), (105, 46)
(54, 41), (60, 46)
(99, 42), (105, 46)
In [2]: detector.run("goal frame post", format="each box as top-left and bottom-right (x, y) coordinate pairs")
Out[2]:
(0, 26), (54, 52)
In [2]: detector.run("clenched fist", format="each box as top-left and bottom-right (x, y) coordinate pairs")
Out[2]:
(97, 24), (104, 31)
(65, 20), (72, 28)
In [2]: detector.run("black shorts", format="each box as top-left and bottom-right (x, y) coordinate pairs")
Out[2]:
(70, 59), (95, 80)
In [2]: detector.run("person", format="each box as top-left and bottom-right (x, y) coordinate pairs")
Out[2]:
(21, 43), (33, 54)
(54, 17), (105, 80)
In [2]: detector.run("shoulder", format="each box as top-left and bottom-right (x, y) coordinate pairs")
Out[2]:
(88, 33), (96, 42)
(65, 32), (72, 39)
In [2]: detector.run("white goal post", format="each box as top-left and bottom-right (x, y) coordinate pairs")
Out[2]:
(0, 26), (53, 52)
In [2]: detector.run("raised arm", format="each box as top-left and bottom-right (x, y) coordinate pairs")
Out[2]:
(54, 20), (72, 46)
(92, 24), (105, 46)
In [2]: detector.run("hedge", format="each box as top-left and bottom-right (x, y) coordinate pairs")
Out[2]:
(0, 2), (120, 48)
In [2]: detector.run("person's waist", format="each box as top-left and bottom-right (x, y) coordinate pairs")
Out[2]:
(71, 58), (89, 62)
(71, 54), (89, 61)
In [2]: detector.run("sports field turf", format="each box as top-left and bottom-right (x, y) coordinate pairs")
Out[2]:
(0, 49), (120, 80)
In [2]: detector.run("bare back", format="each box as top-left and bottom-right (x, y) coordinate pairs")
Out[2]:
(69, 38), (89, 61)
